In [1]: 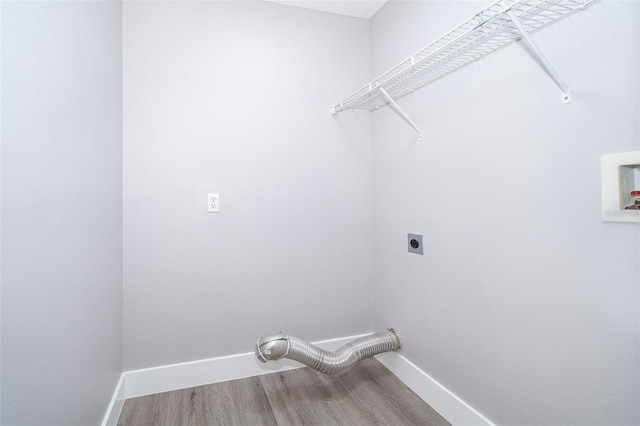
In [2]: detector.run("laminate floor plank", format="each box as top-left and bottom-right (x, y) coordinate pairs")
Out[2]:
(119, 377), (277, 426)
(331, 359), (449, 425)
(259, 365), (357, 425)
(118, 358), (451, 426)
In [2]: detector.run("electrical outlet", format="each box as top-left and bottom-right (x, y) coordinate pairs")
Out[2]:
(407, 233), (423, 255)
(207, 193), (219, 213)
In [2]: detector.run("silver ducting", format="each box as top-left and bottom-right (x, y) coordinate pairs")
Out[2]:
(255, 329), (401, 375)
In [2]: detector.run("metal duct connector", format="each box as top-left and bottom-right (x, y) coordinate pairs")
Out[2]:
(255, 329), (401, 375)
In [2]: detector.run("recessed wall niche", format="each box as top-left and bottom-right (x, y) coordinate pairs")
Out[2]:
(601, 151), (640, 222)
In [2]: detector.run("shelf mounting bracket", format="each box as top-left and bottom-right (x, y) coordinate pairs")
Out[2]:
(379, 87), (424, 141)
(503, 2), (572, 104)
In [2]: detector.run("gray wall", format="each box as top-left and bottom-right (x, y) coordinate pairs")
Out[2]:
(1, 2), (123, 425)
(2, 2), (637, 424)
(123, 1), (372, 370)
(370, 1), (640, 425)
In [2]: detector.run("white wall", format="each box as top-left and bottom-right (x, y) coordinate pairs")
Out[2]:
(1, 1), (123, 425)
(3, 2), (637, 424)
(123, 1), (372, 370)
(371, 1), (640, 425)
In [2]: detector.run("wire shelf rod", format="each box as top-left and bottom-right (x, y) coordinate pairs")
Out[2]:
(378, 87), (424, 141)
(503, 0), (572, 101)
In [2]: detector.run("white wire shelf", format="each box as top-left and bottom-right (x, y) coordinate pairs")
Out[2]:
(331, 0), (596, 120)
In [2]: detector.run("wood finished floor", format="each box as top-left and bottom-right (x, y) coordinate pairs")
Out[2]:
(118, 358), (451, 426)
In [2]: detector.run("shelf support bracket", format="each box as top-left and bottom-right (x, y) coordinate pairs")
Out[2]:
(504, 4), (572, 103)
(379, 87), (424, 141)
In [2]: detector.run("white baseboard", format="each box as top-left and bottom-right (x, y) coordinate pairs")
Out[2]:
(102, 333), (493, 426)
(376, 352), (495, 426)
(101, 373), (126, 426)
(101, 333), (369, 426)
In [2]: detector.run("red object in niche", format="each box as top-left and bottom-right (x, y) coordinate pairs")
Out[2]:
(624, 190), (640, 210)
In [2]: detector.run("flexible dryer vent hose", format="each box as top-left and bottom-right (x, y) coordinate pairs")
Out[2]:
(255, 329), (401, 375)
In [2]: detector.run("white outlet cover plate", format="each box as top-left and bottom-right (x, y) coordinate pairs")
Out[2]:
(208, 193), (219, 213)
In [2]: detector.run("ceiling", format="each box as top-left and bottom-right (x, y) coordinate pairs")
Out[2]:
(263, 0), (388, 20)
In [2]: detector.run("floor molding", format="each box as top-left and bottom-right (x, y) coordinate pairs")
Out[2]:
(101, 333), (369, 425)
(101, 373), (126, 426)
(376, 352), (495, 426)
(102, 333), (493, 426)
